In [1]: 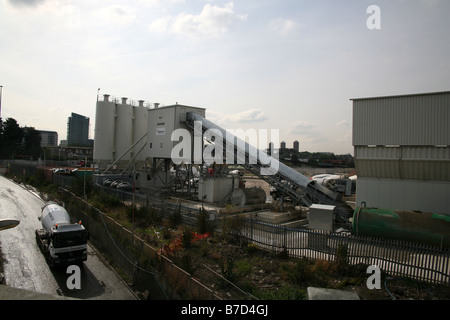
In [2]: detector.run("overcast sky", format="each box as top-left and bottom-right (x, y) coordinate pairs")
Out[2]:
(1, 0), (449, 154)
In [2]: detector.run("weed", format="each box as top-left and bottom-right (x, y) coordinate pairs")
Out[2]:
(245, 243), (258, 255)
(168, 211), (182, 228)
(220, 256), (235, 282)
(234, 259), (253, 278)
(257, 285), (306, 300)
(334, 244), (349, 275)
(181, 230), (193, 249)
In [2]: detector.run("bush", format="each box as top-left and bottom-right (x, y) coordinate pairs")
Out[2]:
(280, 258), (316, 286)
(234, 259), (253, 278)
(169, 211), (182, 228)
(220, 256), (235, 282)
(197, 208), (209, 234)
(89, 192), (122, 211)
(70, 176), (92, 197)
(126, 206), (159, 228)
(257, 285), (306, 300)
(220, 215), (242, 243)
(334, 244), (349, 275)
(181, 230), (193, 249)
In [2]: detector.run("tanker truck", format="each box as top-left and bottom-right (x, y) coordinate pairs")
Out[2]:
(36, 202), (89, 267)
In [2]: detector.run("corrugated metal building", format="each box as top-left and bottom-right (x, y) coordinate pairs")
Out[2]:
(352, 91), (450, 215)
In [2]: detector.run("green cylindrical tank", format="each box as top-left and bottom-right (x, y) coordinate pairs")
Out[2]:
(352, 207), (450, 248)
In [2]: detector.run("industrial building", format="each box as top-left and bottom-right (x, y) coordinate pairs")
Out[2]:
(352, 91), (450, 215)
(38, 130), (58, 147)
(147, 103), (206, 160)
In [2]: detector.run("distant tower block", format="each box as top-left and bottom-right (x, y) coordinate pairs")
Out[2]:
(280, 141), (286, 149)
(293, 140), (299, 152)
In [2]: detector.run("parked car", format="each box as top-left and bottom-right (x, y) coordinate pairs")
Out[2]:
(103, 179), (114, 187)
(52, 168), (71, 175)
(110, 180), (124, 188)
(117, 182), (133, 191)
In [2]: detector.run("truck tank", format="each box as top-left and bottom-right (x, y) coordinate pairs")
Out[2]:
(40, 203), (72, 231)
(352, 207), (450, 248)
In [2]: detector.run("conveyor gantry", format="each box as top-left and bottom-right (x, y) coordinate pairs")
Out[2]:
(184, 112), (339, 207)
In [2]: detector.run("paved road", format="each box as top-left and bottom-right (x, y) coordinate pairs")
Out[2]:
(0, 175), (137, 300)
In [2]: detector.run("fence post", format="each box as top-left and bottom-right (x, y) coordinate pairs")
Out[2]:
(250, 219), (253, 243)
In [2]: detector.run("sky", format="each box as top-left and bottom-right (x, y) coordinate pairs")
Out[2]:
(0, 0), (449, 155)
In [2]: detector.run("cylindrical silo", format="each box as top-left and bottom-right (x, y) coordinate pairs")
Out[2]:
(114, 102), (133, 167)
(94, 97), (116, 169)
(132, 104), (149, 167)
(231, 188), (267, 206)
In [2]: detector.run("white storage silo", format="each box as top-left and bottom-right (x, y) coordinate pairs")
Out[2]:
(132, 103), (150, 167)
(94, 95), (152, 171)
(114, 100), (133, 166)
(94, 95), (116, 169)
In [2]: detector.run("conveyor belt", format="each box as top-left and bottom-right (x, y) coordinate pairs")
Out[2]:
(185, 112), (339, 207)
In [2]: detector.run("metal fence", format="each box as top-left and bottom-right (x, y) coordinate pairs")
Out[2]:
(60, 188), (222, 300)
(238, 219), (450, 286)
(94, 184), (219, 230)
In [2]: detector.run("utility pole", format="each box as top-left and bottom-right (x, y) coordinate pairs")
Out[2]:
(0, 85), (3, 118)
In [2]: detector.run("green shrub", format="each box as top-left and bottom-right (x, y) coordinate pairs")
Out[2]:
(257, 285), (306, 300)
(234, 259), (253, 278)
(169, 211), (182, 228)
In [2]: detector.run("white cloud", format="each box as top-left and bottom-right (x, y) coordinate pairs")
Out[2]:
(94, 5), (137, 26)
(148, 17), (169, 33)
(268, 18), (298, 36)
(139, 0), (185, 7)
(290, 121), (315, 132)
(148, 2), (247, 39)
(289, 121), (324, 144)
(336, 120), (350, 128)
(207, 108), (267, 127)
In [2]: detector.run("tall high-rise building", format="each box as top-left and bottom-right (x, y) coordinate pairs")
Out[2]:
(67, 112), (90, 146)
(293, 140), (299, 152)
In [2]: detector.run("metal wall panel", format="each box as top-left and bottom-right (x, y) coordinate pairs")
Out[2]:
(356, 178), (450, 215)
(354, 146), (450, 181)
(355, 146), (450, 160)
(355, 159), (450, 181)
(147, 105), (206, 160)
(352, 91), (450, 146)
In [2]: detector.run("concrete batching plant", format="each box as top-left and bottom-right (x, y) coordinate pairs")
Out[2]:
(93, 94), (347, 213)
